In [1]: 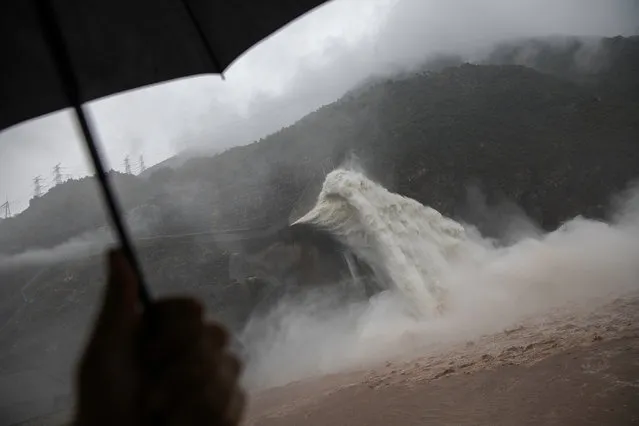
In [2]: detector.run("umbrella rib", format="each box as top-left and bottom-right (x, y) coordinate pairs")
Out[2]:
(179, 0), (226, 78)
(34, 0), (151, 307)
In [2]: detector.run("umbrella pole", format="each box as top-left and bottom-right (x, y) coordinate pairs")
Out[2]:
(35, 0), (151, 307)
(72, 108), (152, 308)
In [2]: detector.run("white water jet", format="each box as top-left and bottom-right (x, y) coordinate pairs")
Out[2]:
(294, 168), (474, 315)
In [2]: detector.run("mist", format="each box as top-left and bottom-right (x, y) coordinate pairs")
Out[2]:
(0, 229), (113, 269)
(240, 171), (639, 389)
(0, 202), (164, 269)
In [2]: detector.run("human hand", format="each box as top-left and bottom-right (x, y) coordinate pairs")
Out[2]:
(74, 249), (244, 426)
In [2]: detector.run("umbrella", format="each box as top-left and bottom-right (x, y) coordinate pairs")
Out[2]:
(0, 0), (330, 306)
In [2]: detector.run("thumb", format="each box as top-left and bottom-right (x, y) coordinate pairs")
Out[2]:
(94, 249), (140, 340)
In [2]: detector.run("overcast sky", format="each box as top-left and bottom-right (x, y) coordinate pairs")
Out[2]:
(1, 0), (637, 214)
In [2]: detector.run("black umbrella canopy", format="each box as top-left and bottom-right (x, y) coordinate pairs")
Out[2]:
(0, 0), (331, 305)
(0, 0), (330, 131)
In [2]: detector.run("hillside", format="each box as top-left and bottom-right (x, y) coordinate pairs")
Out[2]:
(2, 36), (638, 255)
(140, 60), (639, 234)
(0, 172), (146, 254)
(487, 35), (639, 102)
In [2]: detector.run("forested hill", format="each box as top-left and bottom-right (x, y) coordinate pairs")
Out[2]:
(1, 35), (638, 254)
(0, 172), (144, 254)
(487, 35), (639, 104)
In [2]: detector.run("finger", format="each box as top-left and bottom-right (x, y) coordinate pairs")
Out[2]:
(213, 350), (242, 387)
(161, 387), (244, 426)
(157, 383), (245, 426)
(196, 387), (245, 426)
(94, 249), (139, 340)
(223, 387), (246, 426)
(147, 297), (204, 326)
(142, 354), (215, 415)
(142, 298), (205, 367)
(206, 323), (230, 350)
(143, 327), (239, 392)
(142, 338), (242, 416)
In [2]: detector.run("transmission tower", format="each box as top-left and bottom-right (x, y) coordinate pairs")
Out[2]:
(33, 176), (43, 197)
(1, 199), (10, 218)
(124, 156), (132, 174)
(53, 163), (63, 185)
(138, 155), (146, 174)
